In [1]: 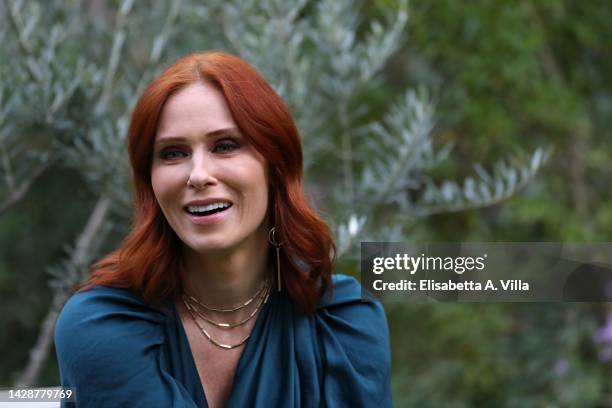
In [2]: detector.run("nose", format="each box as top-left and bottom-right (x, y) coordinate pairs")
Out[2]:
(187, 151), (218, 189)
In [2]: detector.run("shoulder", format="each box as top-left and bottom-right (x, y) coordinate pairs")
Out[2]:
(317, 274), (387, 327)
(55, 286), (168, 377)
(54, 287), (195, 407)
(314, 274), (392, 405)
(57, 285), (150, 317)
(317, 273), (361, 308)
(57, 285), (168, 320)
(316, 272), (389, 338)
(56, 285), (167, 342)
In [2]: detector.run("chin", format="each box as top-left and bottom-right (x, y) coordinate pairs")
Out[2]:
(186, 239), (232, 254)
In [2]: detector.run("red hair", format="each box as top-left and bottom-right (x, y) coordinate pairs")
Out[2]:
(79, 52), (335, 313)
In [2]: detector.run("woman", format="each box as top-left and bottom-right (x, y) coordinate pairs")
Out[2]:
(54, 51), (391, 407)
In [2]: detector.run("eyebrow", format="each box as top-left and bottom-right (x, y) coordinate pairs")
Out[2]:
(154, 128), (242, 145)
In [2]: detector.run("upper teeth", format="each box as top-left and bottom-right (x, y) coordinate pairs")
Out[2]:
(187, 202), (231, 213)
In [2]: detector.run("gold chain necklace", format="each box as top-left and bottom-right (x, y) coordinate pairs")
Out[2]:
(185, 278), (268, 313)
(182, 282), (271, 350)
(183, 280), (270, 328)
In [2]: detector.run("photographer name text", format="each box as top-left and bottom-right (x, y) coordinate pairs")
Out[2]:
(372, 279), (530, 292)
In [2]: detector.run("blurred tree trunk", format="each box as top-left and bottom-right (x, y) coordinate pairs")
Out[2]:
(15, 195), (111, 387)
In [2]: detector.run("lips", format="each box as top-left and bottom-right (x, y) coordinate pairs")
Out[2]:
(184, 197), (233, 206)
(185, 204), (231, 225)
(184, 202), (233, 216)
(184, 204), (232, 217)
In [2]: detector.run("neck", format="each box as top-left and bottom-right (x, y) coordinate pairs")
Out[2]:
(181, 236), (270, 312)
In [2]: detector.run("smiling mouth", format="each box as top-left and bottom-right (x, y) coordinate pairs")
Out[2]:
(184, 202), (233, 217)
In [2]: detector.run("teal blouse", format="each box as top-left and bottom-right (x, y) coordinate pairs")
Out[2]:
(54, 274), (392, 407)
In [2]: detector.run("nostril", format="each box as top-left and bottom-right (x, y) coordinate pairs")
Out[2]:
(187, 178), (208, 189)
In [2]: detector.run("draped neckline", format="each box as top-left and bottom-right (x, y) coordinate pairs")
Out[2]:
(170, 290), (276, 407)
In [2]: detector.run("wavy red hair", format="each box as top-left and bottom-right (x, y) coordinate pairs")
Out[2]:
(79, 52), (335, 314)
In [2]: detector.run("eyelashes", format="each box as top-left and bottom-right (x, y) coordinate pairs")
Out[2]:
(212, 139), (241, 153)
(158, 139), (241, 160)
(159, 149), (187, 160)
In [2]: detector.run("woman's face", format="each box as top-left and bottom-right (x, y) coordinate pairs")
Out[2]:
(151, 81), (269, 254)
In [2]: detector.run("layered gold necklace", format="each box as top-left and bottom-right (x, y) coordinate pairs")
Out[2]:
(182, 279), (271, 350)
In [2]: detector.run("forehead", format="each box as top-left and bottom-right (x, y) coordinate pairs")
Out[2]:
(156, 81), (236, 139)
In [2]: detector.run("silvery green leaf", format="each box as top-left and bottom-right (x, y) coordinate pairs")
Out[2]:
(479, 182), (492, 201)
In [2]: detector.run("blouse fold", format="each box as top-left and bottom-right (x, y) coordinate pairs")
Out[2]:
(55, 274), (391, 407)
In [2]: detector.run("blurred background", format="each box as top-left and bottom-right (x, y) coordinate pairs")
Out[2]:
(0, 0), (611, 406)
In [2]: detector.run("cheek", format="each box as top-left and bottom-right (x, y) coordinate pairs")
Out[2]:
(252, 169), (270, 217)
(233, 165), (269, 215)
(151, 167), (181, 209)
(150, 171), (165, 205)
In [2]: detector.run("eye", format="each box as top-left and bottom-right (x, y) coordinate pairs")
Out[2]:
(159, 148), (187, 160)
(213, 139), (240, 154)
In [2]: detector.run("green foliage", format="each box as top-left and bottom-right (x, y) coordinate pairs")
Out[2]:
(389, 303), (609, 406)
(375, 0), (612, 405)
(398, 0), (612, 241)
(1, 0), (611, 405)
(0, 167), (96, 384)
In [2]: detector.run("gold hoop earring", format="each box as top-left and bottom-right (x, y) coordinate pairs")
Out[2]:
(268, 227), (282, 292)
